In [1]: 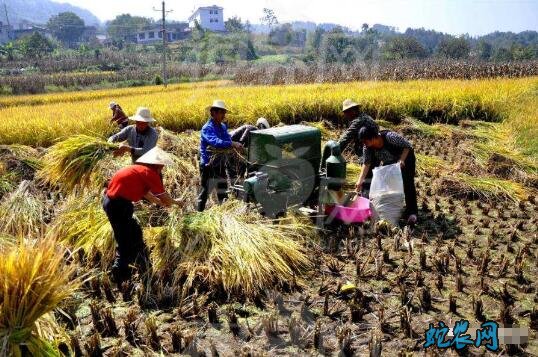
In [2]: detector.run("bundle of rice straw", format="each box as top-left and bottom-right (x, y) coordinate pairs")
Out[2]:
(38, 134), (117, 192)
(0, 181), (46, 238)
(0, 238), (81, 356)
(47, 191), (114, 267)
(166, 200), (316, 298)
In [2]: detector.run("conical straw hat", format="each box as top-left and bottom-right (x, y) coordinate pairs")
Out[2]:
(136, 147), (173, 166)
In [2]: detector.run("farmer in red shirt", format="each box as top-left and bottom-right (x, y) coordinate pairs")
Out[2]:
(103, 147), (180, 285)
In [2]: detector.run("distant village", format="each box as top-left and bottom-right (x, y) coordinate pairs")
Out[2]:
(0, 5), (227, 46)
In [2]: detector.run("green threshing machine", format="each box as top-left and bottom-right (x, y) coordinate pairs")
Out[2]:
(231, 124), (347, 219)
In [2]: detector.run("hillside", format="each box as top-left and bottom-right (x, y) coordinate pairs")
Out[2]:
(2, 0), (100, 26)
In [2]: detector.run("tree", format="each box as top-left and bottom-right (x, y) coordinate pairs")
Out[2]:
(225, 16), (244, 32)
(0, 42), (17, 60)
(106, 14), (152, 41)
(493, 47), (512, 61)
(436, 37), (470, 59)
(17, 32), (54, 58)
(361, 23), (369, 33)
(260, 8), (278, 29)
(47, 12), (85, 46)
(320, 32), (357, 64)
(477, 40), (492, 60)
(382, 35), (427, 59)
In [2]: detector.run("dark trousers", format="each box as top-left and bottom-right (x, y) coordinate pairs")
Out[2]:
(197, 163), (229, 212)
(102, 195), (150, 284)
(402, 154), (418, 217)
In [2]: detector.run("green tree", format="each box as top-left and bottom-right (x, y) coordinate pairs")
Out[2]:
(320, 32), (357, 64)
(436, 36), (471, 59)
(47, 12), (85, 46)
(17, 32), (54, 58)
(246, 37), (258, 60)
(477, 40), (492, 60)
(382, 35), (427, 59)
(493, 47), (513, 61)
(106, 14), (152, 41)
(0, 42), (17, 60)
(511, 44), (535, 60)
(225, 16), (244, 32)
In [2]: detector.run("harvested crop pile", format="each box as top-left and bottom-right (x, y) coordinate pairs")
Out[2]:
(38, 135), (117, 192)
(0, 238), (81, 356)
(416, 154), (445, 176)
(0, 181), (46, 237)
(435, 173), (529, 202)
(47, 192), (114, 267)
(166, 200), (315, 298)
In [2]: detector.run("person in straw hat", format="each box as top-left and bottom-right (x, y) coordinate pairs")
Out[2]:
(109, 101), (129, 130)
(338, 99), (379, 195)
(197, 99), (243, 212)
(108, 107), (160, 163)
(102, 147), (181, 285)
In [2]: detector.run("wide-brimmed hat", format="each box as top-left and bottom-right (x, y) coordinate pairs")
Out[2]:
(136, 147), (173, 166)
(342, 99), (359, 112)
(129, 107), (156, 123)
(256, 117), (270, 129)
(109, 101), (117, 109)
(206, 100), (230, 113)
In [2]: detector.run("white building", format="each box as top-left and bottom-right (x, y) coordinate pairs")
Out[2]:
(188, 5), (225, 32)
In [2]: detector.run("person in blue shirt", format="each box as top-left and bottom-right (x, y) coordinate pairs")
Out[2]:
(197, 100), (243, 212)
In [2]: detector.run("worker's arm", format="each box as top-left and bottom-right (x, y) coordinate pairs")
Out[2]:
(154, 192), (182, 207)
(384, 132), (413, 168)
(337, 119), (359, 153)
(356, 163), (371, 193)
(202, 124), (232, 149)
(107, 126), (130, 143)
(399, 148), (410, 168)
(143, 191), (163, 205)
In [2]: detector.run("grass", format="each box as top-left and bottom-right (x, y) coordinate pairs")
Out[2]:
(166, 200), (315, 298)
(38, 135), (117, 192)
(0, 77), (536, 147)
(0, 237), (81, 356)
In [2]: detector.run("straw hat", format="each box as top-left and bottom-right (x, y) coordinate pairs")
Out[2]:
(256, 117), (270, 129)
(129, 107), (156, 123)
(206, 99), (230, 112)
(136, 147), (173, 166)
(342, 99), (359, 112)
(109, 101), (117, 109)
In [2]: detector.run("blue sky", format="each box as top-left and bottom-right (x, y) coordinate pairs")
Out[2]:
(60, 0), (538, 36)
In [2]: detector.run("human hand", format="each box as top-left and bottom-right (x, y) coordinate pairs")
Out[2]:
(355, 180), (363, 193)
(399, 160), (405, 169)
(232, 142), (243, 150)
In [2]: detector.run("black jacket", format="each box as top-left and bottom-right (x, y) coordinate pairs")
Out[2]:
(338, 114), (378, 159)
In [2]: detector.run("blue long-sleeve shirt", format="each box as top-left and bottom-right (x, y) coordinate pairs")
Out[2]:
(200, 118), (232, 166)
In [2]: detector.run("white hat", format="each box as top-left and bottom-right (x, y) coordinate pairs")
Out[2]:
(256, 117), (270, 129)
(342, 99), (359, 112)
(136, 147), (173, 166)
(129, 107), (156, 123)
(206, 99), (230, 113)
(109, 101), (117, 109)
